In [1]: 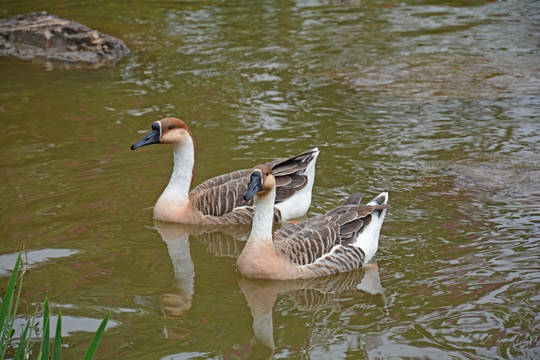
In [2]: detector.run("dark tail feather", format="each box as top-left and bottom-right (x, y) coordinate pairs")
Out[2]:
(343, 193), (364, 206)
(367, 192), (390, 216)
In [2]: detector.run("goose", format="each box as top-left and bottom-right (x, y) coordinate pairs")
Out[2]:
(237, 164), (390, 280)
(131, 118), (319, 225)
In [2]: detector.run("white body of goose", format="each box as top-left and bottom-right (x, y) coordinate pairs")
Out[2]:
(237, 164), (390, 280)
(131, 118), (319, 225)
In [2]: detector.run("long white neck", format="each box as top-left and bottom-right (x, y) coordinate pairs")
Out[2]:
(162, 233), (194, 296)
(252, 311), (275, 348)
(159, 138), (195, 205)
(248, 188), (276, 243)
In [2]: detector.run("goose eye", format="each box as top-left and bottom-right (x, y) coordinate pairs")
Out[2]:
(167, 125), (174, 130)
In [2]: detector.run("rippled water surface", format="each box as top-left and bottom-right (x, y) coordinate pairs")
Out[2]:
(1, 0), (539, 359)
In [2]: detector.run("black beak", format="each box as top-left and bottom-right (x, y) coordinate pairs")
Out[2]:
(131, 122), (161, 150)
(244, 171), (263, 201)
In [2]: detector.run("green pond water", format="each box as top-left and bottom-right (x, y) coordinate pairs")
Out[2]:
(1, 0), (539, 359)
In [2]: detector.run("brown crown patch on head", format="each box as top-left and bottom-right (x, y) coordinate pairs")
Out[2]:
(159, 117), (191, 134)
(158, 117), (194, 145)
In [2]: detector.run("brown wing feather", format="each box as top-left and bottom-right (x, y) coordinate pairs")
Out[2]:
(275, 176), (292, 187)
(190, 148), (318, 217)
(274, 213), (341, 265)
(271, 148), (318, 205)
(305, 245), (366, 277)
(191, 175), (251, 216)
(204, 206), (282, 225)
(190, 169), (251, 199)
(269, 148), (317, 175)
(274, 202), (389, 266)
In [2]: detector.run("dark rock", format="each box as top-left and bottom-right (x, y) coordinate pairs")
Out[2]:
(0, 11), (129, 67)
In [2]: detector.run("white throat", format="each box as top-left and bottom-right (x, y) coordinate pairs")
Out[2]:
(248, 188), (276, 242)
(158, 137), (195, 205)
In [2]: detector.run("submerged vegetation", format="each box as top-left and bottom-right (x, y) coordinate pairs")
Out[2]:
(0, 252), (110, 360)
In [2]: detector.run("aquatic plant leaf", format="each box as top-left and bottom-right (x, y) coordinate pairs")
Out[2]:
(40, 298), (50, 360)
(82, 311), (110, 360)
(13, 321), (30, 360)
(52, 312), (62, 360)
(0, 252), (21, 358)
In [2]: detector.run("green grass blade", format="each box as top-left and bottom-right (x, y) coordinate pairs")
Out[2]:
(0, 252), (22, 358)
(12, 257), (26, 315)
(13, 321), (30, 360)
(52, 311), (62, 360)
(25, 307), (40, 359)
(82, 311), (110, 360)
(40, 298), (50, 360)
(0, 252), (20, 322)
(10, 252), (26, 354)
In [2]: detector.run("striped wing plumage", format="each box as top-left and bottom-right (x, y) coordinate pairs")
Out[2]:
(189, 149), (319, 221)
(274, 200), (390, 276)
(191, 169), (252, 217)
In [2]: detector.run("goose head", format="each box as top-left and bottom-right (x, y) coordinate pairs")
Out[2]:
(131, 117), (193, 150)
(244, 164), (275, 201)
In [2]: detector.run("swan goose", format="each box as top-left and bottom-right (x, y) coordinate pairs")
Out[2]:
(131, 118), (319, 225)
(237, 164), (390, 280)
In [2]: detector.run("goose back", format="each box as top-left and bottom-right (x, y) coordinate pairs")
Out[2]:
(189, 148), (319, 224)
(271, 197), (390, 279)
(274, 204), (389, 276)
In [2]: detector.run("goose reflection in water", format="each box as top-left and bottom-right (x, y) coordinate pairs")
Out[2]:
(237, 262), (386, 356)
(133, 222), (250, 339)
(134, 223), (386, 348)
(133, 224), (195, 339)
